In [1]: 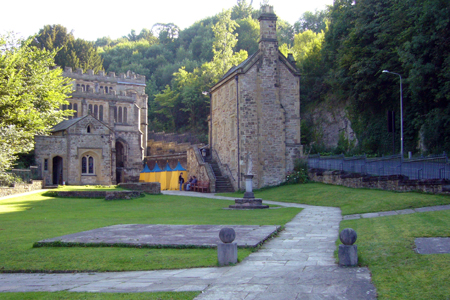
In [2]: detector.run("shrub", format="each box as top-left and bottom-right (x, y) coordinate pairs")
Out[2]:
(284, 159), (310, 185)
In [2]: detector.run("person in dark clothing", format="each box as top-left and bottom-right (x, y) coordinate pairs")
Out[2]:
(178, 173), (184, 191)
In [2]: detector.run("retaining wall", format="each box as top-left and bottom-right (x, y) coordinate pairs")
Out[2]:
(309, 169), (450, 194)
(0, 180), (44, 198)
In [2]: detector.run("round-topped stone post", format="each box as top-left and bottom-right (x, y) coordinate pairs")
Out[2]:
(217, 227), (238, 266)
(338, 228), (358, 267)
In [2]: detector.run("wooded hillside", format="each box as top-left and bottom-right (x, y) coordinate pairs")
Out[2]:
(31, 0), (450, 155)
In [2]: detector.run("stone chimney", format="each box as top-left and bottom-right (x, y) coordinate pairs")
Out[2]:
(258, 5), (278, 51)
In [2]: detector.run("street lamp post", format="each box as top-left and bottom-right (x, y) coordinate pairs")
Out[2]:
(382, 70), (403, 158)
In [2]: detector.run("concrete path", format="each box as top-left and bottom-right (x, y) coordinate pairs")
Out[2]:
(343, 204), (450, 220)
(0, 191), (377, 299)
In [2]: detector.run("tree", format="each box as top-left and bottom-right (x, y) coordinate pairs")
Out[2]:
(209, 9), (248, 81)
(294, 10), (329, 34)
(0, 34), (72, 181)
(33, 24), (104, 72)
(231, 0), (254, 20)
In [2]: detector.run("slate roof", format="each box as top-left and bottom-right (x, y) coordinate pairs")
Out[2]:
(51, 116), (85, 132)
(218, 51), (259, 83)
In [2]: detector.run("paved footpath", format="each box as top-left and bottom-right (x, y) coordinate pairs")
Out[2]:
(0, 192), (377, 299)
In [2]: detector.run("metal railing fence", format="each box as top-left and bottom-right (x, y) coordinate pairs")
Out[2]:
(308, 153), (450, 180)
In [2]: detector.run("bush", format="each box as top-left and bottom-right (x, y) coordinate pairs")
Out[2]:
(0, 172), (22, 187)
(284, 159), (310, 185)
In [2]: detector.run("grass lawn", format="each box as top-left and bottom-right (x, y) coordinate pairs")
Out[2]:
(0, 291), (200, 300)
(340, 210), (450, 299)
(218, 182), (450, 215)
(0, 190), (301, 272)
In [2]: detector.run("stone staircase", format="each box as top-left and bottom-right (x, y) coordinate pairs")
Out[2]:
(205, 157), (234, 193)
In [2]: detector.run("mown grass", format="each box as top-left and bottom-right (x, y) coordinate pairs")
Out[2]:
(340, 210), (450, 299)
(0, 291), (200, 300)
(0, 191), (300, 272)
(218, 182), (450, 215)
(51, 185), (126, 191)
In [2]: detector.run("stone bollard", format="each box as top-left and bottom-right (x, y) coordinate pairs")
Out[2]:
(338, 228), (358, 267)
(217, 227), (238, 266)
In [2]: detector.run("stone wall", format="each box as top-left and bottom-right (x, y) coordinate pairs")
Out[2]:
(147, 140), (193, 156)
(0, 180), (44, 198)
(187, 146), (216, 193)
(209, 5), (301, 191)
(145, 154), (187, 171)
(118, 182), (161, 194)
(309, 169), (450, 194)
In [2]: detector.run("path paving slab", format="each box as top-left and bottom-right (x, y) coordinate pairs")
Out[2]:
(415, 237), (450, 254)
(37, 224), (280, 248)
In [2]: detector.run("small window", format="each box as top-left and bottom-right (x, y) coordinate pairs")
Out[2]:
(82, 155), (94, 174)
(105, 86), (108, 93)
(123, 107), (127, 123)
(73, 103), (78, 118)
(88, 104), (93, 114)
(82, 84), (85, 91)
(118, 107), (123, 123)
(94, 105), (98, 119)
(44, 159), (48, 171)
(86, 85), (90, 92)
(99, 105), (103, 121)
(114, 107), (117, 123)
(87, 125), (91, 133)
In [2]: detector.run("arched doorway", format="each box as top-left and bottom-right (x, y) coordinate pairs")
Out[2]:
(52, 156), (63, 185)
(116, 142), (125, 183)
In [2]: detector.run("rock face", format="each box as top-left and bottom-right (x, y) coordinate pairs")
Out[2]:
(308, 101), (358, 148)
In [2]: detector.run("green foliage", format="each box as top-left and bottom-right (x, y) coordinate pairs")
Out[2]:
(0, 34), (72, 176)
(294, 9), (329, 34)
(32, 24), (104, 72)
(283, 159), (310, 185)
(299, 0), (450, 155)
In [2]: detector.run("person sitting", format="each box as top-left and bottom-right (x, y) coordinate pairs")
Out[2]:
(190, 176), (198, 190)
(186, 176), (194, 191)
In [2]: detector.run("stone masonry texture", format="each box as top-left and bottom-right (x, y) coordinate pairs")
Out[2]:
(209, 5), (302, 191)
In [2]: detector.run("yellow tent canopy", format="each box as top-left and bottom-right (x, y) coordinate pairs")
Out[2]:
(170, 162), (188, 190)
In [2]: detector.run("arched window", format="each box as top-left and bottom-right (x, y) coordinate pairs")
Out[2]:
(114, 107), (117, 123)
(88, 104), (93, 114)
(82, 84), (85, 91)
(62, 104), (67, 110)
(86, 85), (90, 92)
(99, 105), (103, 121)
(118, 107), (123, 123)
(94, 105), (98, 118)
(87, 125), (91, 133)
(81, 155), (94, 174)
(123, 107), (127, 123)
(105, 86), (108, 93)
(73, 103), (78, 118)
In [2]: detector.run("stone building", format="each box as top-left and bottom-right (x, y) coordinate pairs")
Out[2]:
(34, 69), (148, 185)
(209, 5), (302, 190)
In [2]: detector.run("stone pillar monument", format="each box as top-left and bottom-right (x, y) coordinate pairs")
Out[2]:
(229, 155), (269, 209)
(217, 228), (238, 266)
(338, 228), (358, 267)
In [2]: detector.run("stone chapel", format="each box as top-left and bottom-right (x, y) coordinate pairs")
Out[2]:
(34, 69), (148, 185)
(208, 5), (302, 190)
